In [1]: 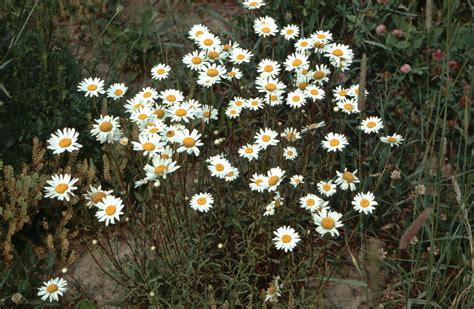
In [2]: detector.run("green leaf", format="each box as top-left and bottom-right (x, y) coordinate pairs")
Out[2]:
(75, 299), (99, 309)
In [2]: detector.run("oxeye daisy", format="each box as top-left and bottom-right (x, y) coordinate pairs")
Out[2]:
(132, 134), (164, 156)
(91, 115), (122, 143)
(273, 226), (300, 252)
(299, 194), (328, 213)
(151, 63), (171, 80)
(337, 98), (360, 114)
(84, 185), (113, 208)
(280, 24), (300, 40)
(198, 63), (226, 86)
(311, 30), (333, 52)
(37, 277), (67, 302)
(123, 97), (148, 113)
(380, 134), (404, 147)
(295, 37), (314, 52)
(348, 84), (368, 98)
(281, 127), (301, 142)
(158, 145), (174, 160)
(175, 128), (203, 156)
(255, 128), (279, 149)
(230, 97), (247, 109)
(352, 191), (378, 215)
(254, 16), (278, 37)
(152, 104), (168, 120)
(243, 0), (265, 9)
(198, 105), (218, 122)
(137, 87), (158, 102)
(265, 167), (285, 191)
(225, 106), (242, 119)
(333, 85), (349, 101)
(290, 175), (304, 187)
(286, 89), (307, 108)
(249, 173), (268, 192)
(106, 83), (128, 100)
(144, 157), (179, 183)
(130, 106), (154, 124)
(168, 103), (195, 123)
(284, 52), (308, 72)
(230, 48), (253, 64)
(205, 46), (224, 62)
(77, 77), (105, 97)
(256, 76), (287, 95)
(224, 166), (240, 182)
(188, 24), (209, 41)
(197, 32), (221, 50)
(257, 59), (281, 78)
(321, 132), (349, 152)
(190, 192), (214, 213)
(268, 92), (284, 106)
(44, 174), (79, 202)
(207, 155), (232, 178)
(283, 146), (298, 160)
(306, 84), (325, 101)
(314, 209), (344, 237)
(160, 89), (184, 105)
(239, 143), (261, 161)
(140, 119), (165, 135)
(312, 64), (331, 84)
(182, 50), (208, 71)
(225, 67), (243, 80)
(96, 195), (124, 226)
(47, 128), (82, 154)
(335, 168), (360, 191)
(325, 43), (354, 70)
(317, 180), (337, 197)
(161, 124), (181, 143)
(360, 116), (384, 134)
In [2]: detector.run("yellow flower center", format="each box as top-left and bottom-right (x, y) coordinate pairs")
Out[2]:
(236, 54), (245, 60)
(143, 91), (152, 98)
(245, 147), (253, 154)
(265, 83), (277, 92)
(321, 217), (335, 229)
(317, 34), (326, 39)
(161, 154), (170, 160)
(197, 197), (207, 205)
(203, 111), (210, 118)
(286, 29), (294, 35)
(261, 26), (271, 33)
(281, 234), (292, 243)
(105, 205), (116, 216)
(166, 95), (176, 102)
(234, 100), (243, 107)
(166, 131), (175, 138)
(203, 38), (213, 46)
(343, 103), (353, 110)
(270, 95), (278, 101)
(47, 284), (58, 293)
(195, 30), (204, 37)
(228, 71), (236, 77)
(262, 135), (271, 142)
(207, 68), (219, 77)
(191, 56), (202, 65)
(99, 121), (113, 132)
(388, 137), (397, 143)
(292, 59), (302, 67)
(332, 49), (343, 57)
(367, 121), (376, 128)
(114, 89), (123, 96)
(314, 42), (325, 48)
(91, 191), (106, 204)
(323, 184), (331, 191)
(208, 51), (219, 59)
(292, 95), (301, 102)
(87, 84), (97, 91)
(175, 108), (187, 117)
(227, 171), (234, 177)
(249, 1), (257, 6)
(154, 109), (165, 118)
(268, 176), (280, 186)
(264, 65), (273, 72)
(149, 127), (158, 133)
(143, 142), (155, 151)
(55, 183), (68, 194)
(287, 132), (294, 140)
(59, 138), (72, 148)
(313, 71), (325, 79)
(329, 139), (340, 146)
(306, 199), (315, 206)
(138, 114), (147, 120)
(156, 68), (166, 75)
(287, 150), (294, 156)
(310, 89), (319, 96)
(133, 103), (144, 109)
(298, 82), (307, 90)
(339, 90), (347, 96)
(215, 163), (225, 171)
(255, 179), (263, 185)
(182, 137), (196, 148)
(154, 165), (168, 174)
(223, 44), (231, 51)
(343, 172), (354, 182)
(300, 41), (309, 47)
(360, 199), (370, 208)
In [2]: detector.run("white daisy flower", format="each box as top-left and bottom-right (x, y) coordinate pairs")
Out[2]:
(348, 84), (368, 98)
(158, 145), (174, 160)
(255, 128), (279, 149)
(337, 98), (360, 114)
(264, 201), (276, 216)
(84, 185), (113, 208)
(131, 134), (164, 156)
(230, 97), (247, 109)
(198, 105), (218, 122)
(182, 50), (208, 71)
(314, 209), (344, 237)
(268, 92), (284, 106)
(243, 0), (265, 9)
(144, 156), (180, 181)
(151, 63), (171, 80)
(249, 173), (268, 192)
(286, 89), (307, 108)
(283, 146), (298, 160)
(197, 33), (221, 50)
(106, 83), (128, 100)
(225, 106), (242, 119)
(168, 103), (195, 123)
(137, 86), (158, 102)
(311, 30), (333, 52)
(224, 67), (243, 80)
(44, 174), (79, 202)
(207, 155), (232, 178)
(160, 89), (184, 105)
(273, 226), (300, 252)
(299, 193), (328, 213)
(123, 97), (149, 114)
(230, 47), (253, 64)
(333, 85), (349, 101)
(130, 106), (154, 124)
(281, 127), (301, 142)
(224, 166), (239, 182)
(161, 124), (181, 143)
(205, 46), (225, 62)
(312, 64), (331, 84)
(198, 63), (226, 87)
(360, 116), (384, 134)
(295, 37), (314, 52)
(306, 84), (325, 101)
(238, 144), (261, 161)
(254, 16), (278, 37)
(284, 52), (308, 72)
(256, 76), (287, 95)
(321, 132), (349, 152)
(280, 24), (299, 40)
(380, 134), (404, 147)
(290, 175), (304, 187)
(77, 77), (105, 97)
(265, 167), (285, 191)
(175, 128), (203, 156)
(47, 128), (82, 154)
(257, 59), (281, 78)
(325, 43), (354, 70)
(91, 115), (122, 144)
(317, 180), (337, 197)
(188, 24), (209, 41)
(96, 195), (124, 226)
(190, 192), (214, 213)
(352, 191), (378, 215)
(335, 168), (360, 191)
(140, 119), (165, 135)
(37, 277), (67, 302)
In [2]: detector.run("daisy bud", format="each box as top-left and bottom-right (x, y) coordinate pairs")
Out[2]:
(333, 107), (340, 112)
(193, 178), (199, 184)
(213, 130), (219, 135)
(92, 239), (98, 245)
(119, 137), (129, 145)
(125, 217), (129, 222)
(218, 243), (223, 249)
(149, 291), (155, 297)
(400, 64), (411, 73)
(277, 121), (283, 126)
(375, 24), (386, 35)
(61, 268), (68, 274)
(151, 246), (156, 251)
